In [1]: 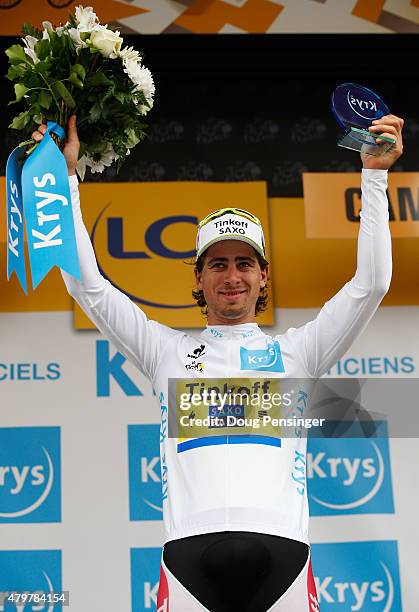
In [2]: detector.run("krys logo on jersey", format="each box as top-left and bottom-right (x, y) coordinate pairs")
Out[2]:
(73, 181), (272, 329)
(0, 549), (62, 611)
(128, 424), (162, 521)
(307, 422), (394, 516)
(131, 548), (162, 612)
(311, 540), (402, 611)
(0, 427), (61, 523)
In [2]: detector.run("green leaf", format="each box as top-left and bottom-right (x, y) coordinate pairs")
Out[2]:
(34, 39), (50, 62)
(34, 60), (49, 75)
(68, 13), (77, 28)
(22, 23), (42, 38)
(5, 44), (27, 65)
(14, 83), (29, 102)
(6, 64), (26, 80)
(86, 72), (112, 87)
(87, 139), (108, 154)
(38, 90), (52, 109)
(9, 110), (31, 130)
(112, 90), (126, 104)
(69, 72), (84, 89)
(71, 64), (86, 80)
(124, 128), (140, 149)
(52, 81), (76, 108)
(88, 101), (102, 123)
(24, 71), (43, 89)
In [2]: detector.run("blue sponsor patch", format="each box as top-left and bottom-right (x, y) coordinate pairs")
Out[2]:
(0, 427), (61, 523)
(128, 424), (162, 521)
(311, 540), (402, 611)
(0, 549), (62, 610)
(131, 548), (162, 612)
(240, 341), (285, 373)
(307, 422), (394, 516)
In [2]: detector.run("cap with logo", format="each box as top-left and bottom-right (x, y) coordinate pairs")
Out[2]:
(196, 208), (266, 259)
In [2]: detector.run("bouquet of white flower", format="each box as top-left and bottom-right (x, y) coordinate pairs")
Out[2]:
(5, 5), (155, 179)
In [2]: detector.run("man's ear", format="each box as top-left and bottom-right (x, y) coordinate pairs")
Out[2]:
(260, 264), (269, 288)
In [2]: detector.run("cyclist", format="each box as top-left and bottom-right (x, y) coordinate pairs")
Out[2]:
(33, 113), (403, 612)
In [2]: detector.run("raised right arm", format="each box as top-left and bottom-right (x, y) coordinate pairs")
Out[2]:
(61, 175), (180, 381)
(31, 118), (180, 382)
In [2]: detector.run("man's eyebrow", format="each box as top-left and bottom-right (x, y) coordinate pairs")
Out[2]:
(207, 255), (256, 264)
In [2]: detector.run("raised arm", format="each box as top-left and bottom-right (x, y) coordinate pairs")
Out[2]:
(32, 117), (180, 381)
(284, 115), (404, 378)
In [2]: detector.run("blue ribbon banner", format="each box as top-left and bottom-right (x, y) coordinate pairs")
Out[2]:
(6, 146), (26, 293)
(6, 121), (80, 291)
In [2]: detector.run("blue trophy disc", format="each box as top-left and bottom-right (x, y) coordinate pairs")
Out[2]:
(331, 83), (391, 130)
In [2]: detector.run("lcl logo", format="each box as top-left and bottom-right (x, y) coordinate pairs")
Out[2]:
(91, 206), (198, 308)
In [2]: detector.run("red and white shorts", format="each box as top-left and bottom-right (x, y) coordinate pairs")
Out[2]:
(156, 549), (319, 611)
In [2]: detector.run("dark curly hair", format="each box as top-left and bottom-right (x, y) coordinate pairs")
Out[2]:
(191, 248), (270, 317)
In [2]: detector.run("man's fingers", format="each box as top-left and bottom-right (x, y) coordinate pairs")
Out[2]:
(31, 124), (47, 141)
(66, 115), (79, 142)
(374, 132), (397, 144)
(372, 115), (404, 131)
(369, 124), (398, 137)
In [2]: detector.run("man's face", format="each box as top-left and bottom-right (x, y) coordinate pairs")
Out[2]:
(195, 240), (268, 325)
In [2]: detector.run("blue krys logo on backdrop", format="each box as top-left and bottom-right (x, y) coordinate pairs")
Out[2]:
(131, 548), (161, 612)
(312, 541), (402, 611)
(128, 425), (162, 521)
(0, 427), (61, 523)
(96, 340), (143, 397)
(240, 341), (285, 373)
(92, 210), (198, 309)
(307, 422), (394, 515)
(0, 549), (62, 610)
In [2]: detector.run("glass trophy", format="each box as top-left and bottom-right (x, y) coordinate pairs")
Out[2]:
(331, 83), (396, 156)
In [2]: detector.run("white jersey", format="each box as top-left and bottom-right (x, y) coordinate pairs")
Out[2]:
(62, 170), (391, 545)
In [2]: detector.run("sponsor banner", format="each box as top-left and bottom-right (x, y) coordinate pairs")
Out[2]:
(270, 195), (419, 307)
(130, 548), (161, 612)
(128, 425), (162, 521)
(0, 549), (62, 610)
(307, 422), (394, 516)
(71, 181), (272, 328)
(0, 427), (61, 523)
(2, 179), (419, 314)
(326, 354), (416, 377)
(303, 172), (419, 238)
(96, 340), (144, 398)
(311, 540), (402, 611)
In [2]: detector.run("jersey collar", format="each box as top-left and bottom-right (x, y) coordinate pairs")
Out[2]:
(202, 323), (262, 340)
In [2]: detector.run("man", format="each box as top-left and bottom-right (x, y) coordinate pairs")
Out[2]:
(33, 113), (403, 612)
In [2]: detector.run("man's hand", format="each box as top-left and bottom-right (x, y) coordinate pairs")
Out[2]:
(31, 115), (80, 176)
(361, 114), (404, 170)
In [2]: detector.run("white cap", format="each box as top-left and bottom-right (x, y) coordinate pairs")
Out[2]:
(196, 208), (266, 259)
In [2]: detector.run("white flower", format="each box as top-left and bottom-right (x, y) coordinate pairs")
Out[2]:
(42, 21), (53, 39)
(75, 5), (98, 32)
(139, 103), (152, 116)
(23, 35), (39, 64)
(123, 60), (155, 105)
(120, 45), (141, 62)
(76, 155), (88, 181)
(56, 23), (69, 37)
(82, 143), (119, 176)
(68, 28), (88, 53)
(90, 27), (123, 59)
